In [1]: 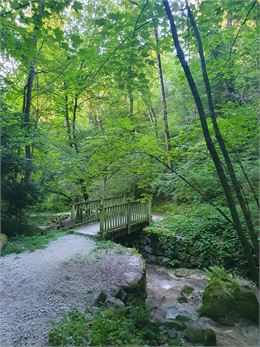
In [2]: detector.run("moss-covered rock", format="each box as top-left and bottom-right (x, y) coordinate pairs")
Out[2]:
(199, 278), (259, 324)
(159, 318), (186, 331)
(184, 326), (217, 346)
(181, 285), (194, 297)
(91, 289), (107, 307)
(121, 257), (147, 304)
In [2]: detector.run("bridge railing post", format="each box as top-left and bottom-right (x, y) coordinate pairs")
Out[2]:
(127, 202), (131, 234)
(100, 203), (105, 237)
(71, 202), (76, 227)
(148, 198), (152, 225)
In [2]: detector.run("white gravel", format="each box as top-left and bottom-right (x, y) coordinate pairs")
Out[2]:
(0, 234), (144, 346)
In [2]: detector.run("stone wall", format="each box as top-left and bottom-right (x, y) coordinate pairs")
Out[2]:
(114, 229), (199, 268)
(135, 232), (200, 268)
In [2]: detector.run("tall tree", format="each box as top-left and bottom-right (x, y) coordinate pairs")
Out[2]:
(162, 0), (258, 284)
(185, 0), (258, 253)
(154, 25), (172, 165)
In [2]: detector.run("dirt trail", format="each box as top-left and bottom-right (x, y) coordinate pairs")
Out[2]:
(0, 234), (143, 346)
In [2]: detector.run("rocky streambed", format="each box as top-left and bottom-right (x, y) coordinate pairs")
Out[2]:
(146, 264), (259, 347)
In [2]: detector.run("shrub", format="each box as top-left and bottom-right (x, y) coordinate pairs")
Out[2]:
(48, 302), (182, 346)
(147, 204), (245, 270)
(49, 310), (89, 346)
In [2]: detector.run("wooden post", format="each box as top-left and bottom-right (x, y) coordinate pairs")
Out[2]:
(100, 203), (105, 237)
(127, 202), (131, 234)
(148, 198), (152, 225)
(71, 203), (76, 227)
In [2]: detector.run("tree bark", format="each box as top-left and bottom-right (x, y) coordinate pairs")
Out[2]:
(23, 60), (35, 185)
(162, 0), (258, 284)
(186, 0), (258, 253)
(154, 26), (172, 164)
(64, 88), (73, 148)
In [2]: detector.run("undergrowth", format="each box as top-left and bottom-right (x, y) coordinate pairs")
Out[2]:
(48, 302), (182, 346)
(147, 204), (246, 270)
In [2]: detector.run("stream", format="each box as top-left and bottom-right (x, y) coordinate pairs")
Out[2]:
(146, 265), (259, 347)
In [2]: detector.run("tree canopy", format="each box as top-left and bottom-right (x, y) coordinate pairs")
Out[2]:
(1, 0), (258, 282)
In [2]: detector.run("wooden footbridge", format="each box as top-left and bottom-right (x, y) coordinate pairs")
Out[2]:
(71, 197), (151, 239)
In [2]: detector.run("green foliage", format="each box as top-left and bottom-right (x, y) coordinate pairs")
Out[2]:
(2, 230), (71, 256)
(1, 0), (258, 277)
(199, 277), (259, 324)
(48, 303), (182, 346)
(49, 310), (89, 346)
(204, 266), (239, 285)
(148, 204), (244, 269)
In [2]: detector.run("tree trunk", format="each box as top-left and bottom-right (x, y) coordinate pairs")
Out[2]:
(149, 106), (160, 143)
(22, 1), (44, 186)
(162, 0), (258, 284)
(154, 26), (172, 164)
(186, 0), (258, 253)
(64, 90), (73, 148)
(23, 61), (35, 185)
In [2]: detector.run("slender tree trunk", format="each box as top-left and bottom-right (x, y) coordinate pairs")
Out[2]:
(149, 106), (160, 143)
(186, 1), (258, 253)
(64, 87), (88, 201)
(23, 56), (36, 186)
(162, 0), (258, 284)
(64, 88), (73, 148)
(22, 2), (44, 186)
(154, 26), (172, 164)
(72, 94), (79, 152)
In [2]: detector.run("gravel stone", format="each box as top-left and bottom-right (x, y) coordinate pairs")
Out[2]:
(0, 234), (144, 346)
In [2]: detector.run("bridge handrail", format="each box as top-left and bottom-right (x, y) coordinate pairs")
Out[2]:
(74, 197), (126, 206)
(71, 197), (151, 234)
(71, 197), (126, 226)
(100, 199), (151, 234)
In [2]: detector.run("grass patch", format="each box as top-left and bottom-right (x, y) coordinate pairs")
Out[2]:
(48, 302), (182, 346)
(92, 239), (126, 255)
(153, 201), (192, 216)
(2, 230), (73, 256)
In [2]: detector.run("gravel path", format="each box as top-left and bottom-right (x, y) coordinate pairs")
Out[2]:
(0, 234), (144, 346)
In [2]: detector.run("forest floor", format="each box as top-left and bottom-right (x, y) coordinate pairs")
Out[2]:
(0, 234), (144, 346)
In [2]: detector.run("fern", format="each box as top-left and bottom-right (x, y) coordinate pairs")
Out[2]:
(204, 266), (239, 285)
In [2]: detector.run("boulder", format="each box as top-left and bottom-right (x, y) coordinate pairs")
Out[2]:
(91, 289), (107, 307)
(144, 245), (154, 255)
(199, 277), (259, 324)
(175, 268), (192, 277)
(184, 326), (217, 346)
(121, 257), (147, 304)
(175, 314), (193, 323)
(0, 233), (7, 255)
(109, 285), (127, 302)
(159, 318), (186, 331)
(105, 297), (125, 308)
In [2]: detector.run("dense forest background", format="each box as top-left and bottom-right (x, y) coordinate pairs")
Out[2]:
(1, 0), (259, 281)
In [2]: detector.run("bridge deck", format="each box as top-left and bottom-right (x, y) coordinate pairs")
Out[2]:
(74, 214), (163, 238)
